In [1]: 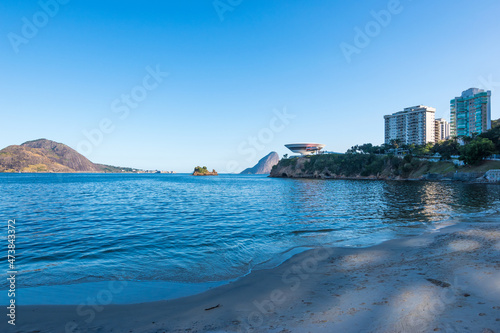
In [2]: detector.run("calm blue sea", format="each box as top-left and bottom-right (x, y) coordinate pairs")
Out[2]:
(1, 174), (499, 304)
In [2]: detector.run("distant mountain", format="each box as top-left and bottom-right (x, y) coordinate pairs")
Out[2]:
(240, 152), (280, 175)
(0, 139), (134, 173)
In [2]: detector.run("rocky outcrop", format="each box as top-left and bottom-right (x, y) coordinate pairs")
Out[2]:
(240, 152), (280, 175)
(192, 171), (218, 176)
(270, 156), (500, 183)
(422, 172), (486, 182)
(270, 158), (393, 180)
(472, 169), (500, 183)
(484, 169), (500, 182)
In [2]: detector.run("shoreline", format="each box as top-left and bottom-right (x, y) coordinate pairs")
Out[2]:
(5, 216), (500, 333)
(0, 220), (460, 307)
(0, 246), (313, 307)
(269, 174), (500, 184)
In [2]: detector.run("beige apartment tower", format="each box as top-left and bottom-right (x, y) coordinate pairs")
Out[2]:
(384, 105), (436, 146)
(435, 118), (450, 142)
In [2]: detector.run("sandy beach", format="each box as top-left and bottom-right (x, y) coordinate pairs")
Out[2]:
(6, 218), (500, 333)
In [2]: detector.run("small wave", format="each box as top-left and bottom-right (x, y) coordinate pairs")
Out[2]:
(291, 228), (339, 235)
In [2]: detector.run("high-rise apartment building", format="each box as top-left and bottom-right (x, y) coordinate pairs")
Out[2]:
(435, 118), (450, 142)
(450, 88), (491, 137)
(384, 105), (436, 145)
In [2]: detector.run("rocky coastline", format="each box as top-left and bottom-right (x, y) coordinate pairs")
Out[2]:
(269, 156), (500, 183)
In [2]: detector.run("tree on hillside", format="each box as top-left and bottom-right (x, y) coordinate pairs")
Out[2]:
(412, 143), (433, 157)
(346, 145), (359, 154)
(359, 143), (374, 154)
(347, 143), (376, 154)
(194, 166), (209, 173)
(479, 125), (500, 153)
(390, 139), (402, 149)
(432, 140), (461, 160)
(459, 138), (495, 165)
(492, 118), (500, 128)
(458, 135), (474, 145)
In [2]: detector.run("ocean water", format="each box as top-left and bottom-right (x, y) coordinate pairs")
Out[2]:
(1, 174), (499, 303)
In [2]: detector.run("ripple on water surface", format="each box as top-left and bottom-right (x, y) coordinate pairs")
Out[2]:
(0, 174), (499, 291)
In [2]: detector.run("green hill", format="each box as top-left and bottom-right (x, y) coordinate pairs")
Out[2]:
(0, 139), (135, 173)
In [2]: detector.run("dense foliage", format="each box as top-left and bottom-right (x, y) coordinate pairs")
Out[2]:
(492, 118), (500, 129)
(194, 166), (209, 174)
(300, 153), (430, 178)
(479, 125), (500, 154)
(459, 138), (496, 165)
(278, 158), (297, 169)
(431, 140), (461, 160)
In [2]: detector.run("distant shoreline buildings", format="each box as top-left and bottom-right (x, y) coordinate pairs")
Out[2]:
(384, 87), (491, 145)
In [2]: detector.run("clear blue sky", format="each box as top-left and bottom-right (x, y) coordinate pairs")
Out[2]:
(1, 0), (499, 172)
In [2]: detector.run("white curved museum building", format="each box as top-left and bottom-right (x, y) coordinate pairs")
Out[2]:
(285, 143), (325, 156)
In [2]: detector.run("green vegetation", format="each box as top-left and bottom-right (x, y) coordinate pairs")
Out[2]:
(194, 166), (209, 174)
(273, 153), (500, 179)
(279, 158), (297, 169)
(425, 161), (456, 174)
(460, 160), (500, 173)
(459, 137), (496, 165)
(22, 164), (49, 172)
(346, 140), (461, 159)
(97, 164), (137, 173)
(299, 153), (431, 178)
(478, 124), (500, 154)
(192, 166), (218, 176)
(432, 140), (460, 160)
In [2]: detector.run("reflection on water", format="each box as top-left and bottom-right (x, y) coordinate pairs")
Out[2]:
(0, 174), (499, 289)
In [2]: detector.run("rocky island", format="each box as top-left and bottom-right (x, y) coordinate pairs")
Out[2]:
(192, 166), (218, 176)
